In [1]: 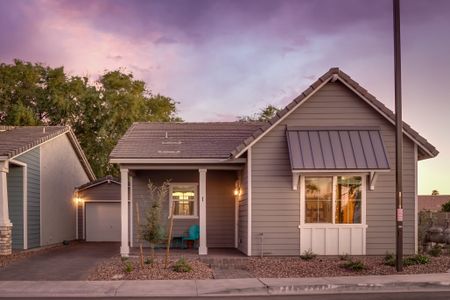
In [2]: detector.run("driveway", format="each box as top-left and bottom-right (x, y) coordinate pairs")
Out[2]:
(0, 242), (118, 281)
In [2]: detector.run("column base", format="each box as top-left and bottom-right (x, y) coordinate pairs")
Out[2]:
(120, 245), (130, 257)
(0, 225), (12, 256)
(198, 246), (208, 255)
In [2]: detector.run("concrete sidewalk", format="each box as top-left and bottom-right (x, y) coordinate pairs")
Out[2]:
(0, 273), (449, 298)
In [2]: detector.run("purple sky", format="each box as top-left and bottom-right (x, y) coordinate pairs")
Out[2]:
(1, 0), (449, 194)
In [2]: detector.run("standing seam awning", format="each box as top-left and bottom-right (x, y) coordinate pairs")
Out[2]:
(286, 127), (390, 171)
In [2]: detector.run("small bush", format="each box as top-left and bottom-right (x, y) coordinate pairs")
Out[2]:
(123, 262), (133, 273)
(403, 254), (430, 266)
(121, 256), (129, 262)
(383, 252), (396, 266)
(173, 258), (192, 273)
(339, 253), (350, 261)
(441, 200), (450, 212)
(144, 258), (154, 265)
(341, 260), (366, 271)
(300, 249), (316, 260)
(429, 244), (442, 257)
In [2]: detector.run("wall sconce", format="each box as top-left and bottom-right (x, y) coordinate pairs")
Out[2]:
(233, 181), (242, 196)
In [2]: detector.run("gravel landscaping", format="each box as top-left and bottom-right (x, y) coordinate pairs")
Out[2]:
(245, 255), (450, 278)
(88, 253), (450, 280)
(88, 256), (214, 280)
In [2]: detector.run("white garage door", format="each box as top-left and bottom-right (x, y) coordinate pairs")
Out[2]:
(86, 202), (121, 242)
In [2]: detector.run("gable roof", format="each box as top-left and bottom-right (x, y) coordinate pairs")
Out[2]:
(0, 126), (95, 180)
(418, 195), (450, 212)
(75, 175), (119, 192)
(110, 122), (265, 161)
(231, 68), (438, 160)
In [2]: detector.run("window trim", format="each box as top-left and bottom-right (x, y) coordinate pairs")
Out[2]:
(300, 174), (366, 226)
(169, 183), (199, 219)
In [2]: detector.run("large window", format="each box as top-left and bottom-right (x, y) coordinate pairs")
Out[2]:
(305, 176), (362, 224)
(170, 184), (198, 218)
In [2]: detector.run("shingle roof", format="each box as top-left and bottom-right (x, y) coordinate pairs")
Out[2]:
(0, 126), (69, 158)
(0, 126), (96, 181)
(76, 175), (120, 191)
(110, 122), (266, 159)
(418, 195), (450, 212)
(231, 68), (439, 160)
(286, 128), (390, 170)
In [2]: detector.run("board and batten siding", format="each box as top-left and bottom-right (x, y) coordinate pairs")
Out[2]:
(15, 147), (40, 249)
(132, 170), (236, 248)
(250, 81), (417, 256)
(7, 165), (24, 249)
(40, 134), (89, 246)
(238, 163), (249, 254)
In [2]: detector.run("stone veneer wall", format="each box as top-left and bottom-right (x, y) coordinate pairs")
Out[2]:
(0, 225), (12, 255)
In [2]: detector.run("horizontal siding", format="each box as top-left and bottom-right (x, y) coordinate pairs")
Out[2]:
(132, 170), (236, 248)
(238, 164), (248, 254)
(7, 166), (24, 249)
(251, 81), (417, 256)
(15, 147), (40, 249)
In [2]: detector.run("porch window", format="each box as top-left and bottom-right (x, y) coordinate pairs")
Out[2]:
(170, 184), (198, 218)
(305, 176), (362, 224)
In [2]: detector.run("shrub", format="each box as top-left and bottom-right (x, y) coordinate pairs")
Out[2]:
(144, 258), (154, 265)
(403, 254), (430, 266)
(123, 262), (133, 273)
(300, 249), (316, 260)
(429, 244), (442, 257)
(441, 200), (450, 212)
(383, 252), (396, 266)
(341, 260), (366, 271)
(173, 258), (192, 273)
(121, 257), (129, 262)
(339, 253), (350, 261)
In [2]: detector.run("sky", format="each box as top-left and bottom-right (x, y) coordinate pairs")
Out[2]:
(0, 0), (449, 195)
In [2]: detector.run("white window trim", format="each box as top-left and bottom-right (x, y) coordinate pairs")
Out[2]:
(300, 174), (367, 227)
(169, 183), (199, 219)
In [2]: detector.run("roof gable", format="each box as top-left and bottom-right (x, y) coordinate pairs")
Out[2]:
(231, 68), (438, 160)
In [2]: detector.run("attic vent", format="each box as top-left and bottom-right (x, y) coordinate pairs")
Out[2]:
(162, 141), (182, 145)
(158, 150), (181, 154)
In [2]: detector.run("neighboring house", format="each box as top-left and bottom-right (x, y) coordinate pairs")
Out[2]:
(418, 195), (450, 212)
(0, 126), (95, 255)
(110, 68), (438, 257)
(74, 176), (121, 242)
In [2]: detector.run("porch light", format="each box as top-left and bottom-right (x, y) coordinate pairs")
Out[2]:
(233, 187), (241, 196)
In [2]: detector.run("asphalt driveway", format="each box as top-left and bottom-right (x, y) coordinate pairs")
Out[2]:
(0, 242), (118, 281)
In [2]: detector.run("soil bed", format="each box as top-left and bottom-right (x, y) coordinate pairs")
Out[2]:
(88, 256), (213, 280)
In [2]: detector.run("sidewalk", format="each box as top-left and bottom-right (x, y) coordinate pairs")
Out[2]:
(0, 273), (449, 298)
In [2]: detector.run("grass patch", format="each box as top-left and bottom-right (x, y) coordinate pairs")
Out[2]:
(123, 261), (133, 273)
(144, 258), (154, 265)
(300, 249), (316, 261)
(384, 252), (430, 267)
(173, 257), (192, 273)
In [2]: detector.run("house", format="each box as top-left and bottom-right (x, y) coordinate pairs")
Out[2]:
(74, 176), (121, 242)
(110, 68), (438, 257)
(0, 126), (95, 255)
(418, 195), (450, 212)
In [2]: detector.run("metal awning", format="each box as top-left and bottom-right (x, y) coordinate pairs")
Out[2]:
(286, 127), (390, 190)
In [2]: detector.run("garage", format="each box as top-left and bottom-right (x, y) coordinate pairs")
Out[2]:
(85, 202), (121, 242)
(75, 176), (122, 242)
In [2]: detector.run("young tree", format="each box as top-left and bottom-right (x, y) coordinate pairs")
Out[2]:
(140, 180), (170, 260)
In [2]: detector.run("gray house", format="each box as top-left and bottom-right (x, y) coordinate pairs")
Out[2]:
(110, 68), (438, 257)
(0, 126), (95, 255)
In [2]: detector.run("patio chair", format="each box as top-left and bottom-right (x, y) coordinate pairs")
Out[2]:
(181, 224), (199, 249)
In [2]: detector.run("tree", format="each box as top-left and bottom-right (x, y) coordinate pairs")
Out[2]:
(432, 190), (439, 196)
(442, 200), (450, 212)
(140, 180), (170, 260)
(0, 60), (182, 177)
(238, 104), (280, 122)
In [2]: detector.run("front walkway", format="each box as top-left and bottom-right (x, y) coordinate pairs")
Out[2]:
(0, 242), (118, 280)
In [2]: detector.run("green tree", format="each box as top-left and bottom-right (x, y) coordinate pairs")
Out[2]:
(0, 60), (181, 177)
(239, 104), (280, 122)
(432, 190), (439, 196)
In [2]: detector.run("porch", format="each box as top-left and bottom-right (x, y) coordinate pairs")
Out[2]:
(120, 167), (245, 257)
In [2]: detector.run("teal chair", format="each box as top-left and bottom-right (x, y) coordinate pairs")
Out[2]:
(182, 224), (199, 249)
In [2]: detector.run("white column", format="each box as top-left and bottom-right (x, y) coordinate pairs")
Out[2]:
(0, 161), (11, 227)
(198, 169), (207, 255)
(120, 168), (129, 256)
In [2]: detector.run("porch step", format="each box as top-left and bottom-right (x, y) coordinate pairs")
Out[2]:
(199, 257), (249, 270)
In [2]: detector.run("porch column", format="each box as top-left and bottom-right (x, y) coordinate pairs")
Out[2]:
(120, 168), (129, 257)
(0, 161), (12, 256)
(198, 169), (207, 255)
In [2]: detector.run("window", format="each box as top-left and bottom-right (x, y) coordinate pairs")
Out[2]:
(304, 176), (362, 224)
(170, 184), (198, 218)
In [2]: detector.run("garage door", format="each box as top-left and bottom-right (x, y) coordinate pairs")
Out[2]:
(86, 202), (121, 242)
